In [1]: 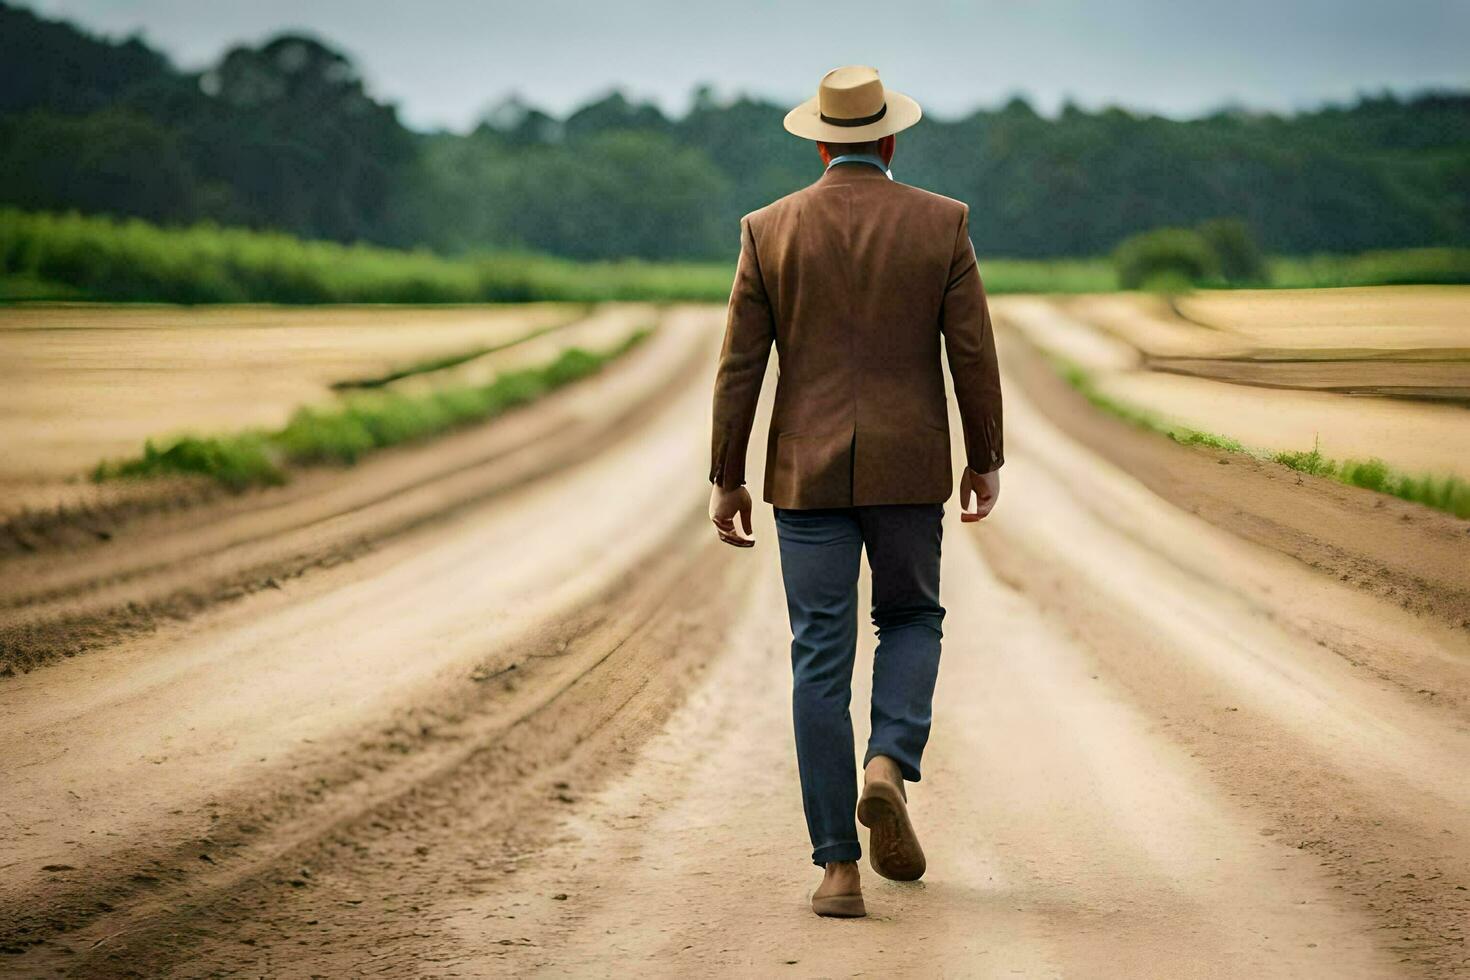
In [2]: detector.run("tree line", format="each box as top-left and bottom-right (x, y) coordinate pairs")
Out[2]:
(2, 1), (1466, 262)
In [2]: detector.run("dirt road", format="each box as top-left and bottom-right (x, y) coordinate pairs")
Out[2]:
(2, 302), (1468, 978)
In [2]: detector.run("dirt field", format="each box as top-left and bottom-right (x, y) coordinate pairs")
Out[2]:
(1065, 288), (1470, 357)
(1, 295), (1468, 978)
(1000, 289), (1470, 477)
(0, 302), (657, 514)
(1176, 286), (1470, 350)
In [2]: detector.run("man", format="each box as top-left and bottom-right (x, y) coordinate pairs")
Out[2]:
(707, 65), (1004, 918)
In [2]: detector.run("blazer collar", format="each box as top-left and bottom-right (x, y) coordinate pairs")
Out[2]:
(818, 161), (895, 186)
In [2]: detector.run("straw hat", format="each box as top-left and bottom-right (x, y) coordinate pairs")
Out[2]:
(783, 65), (922, 142)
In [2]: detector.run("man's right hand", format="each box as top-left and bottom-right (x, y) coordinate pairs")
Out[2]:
(710, 484), (755, 547)
(959, 466), (1000, 522)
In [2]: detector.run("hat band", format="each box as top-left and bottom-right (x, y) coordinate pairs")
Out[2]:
(819, 102), (887, 127)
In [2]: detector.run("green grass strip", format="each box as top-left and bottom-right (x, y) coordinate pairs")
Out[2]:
(1268, 248), (1470, 289)
(93, 328), (652, 490)
(0, 209), (733, 305)
(1054, 360), (1246, 452)
(329, 307), (592, 391)
(1270, 439), (1470, 518)
(1054, 358), (1470, 519)
(9, 208), (1467, 307)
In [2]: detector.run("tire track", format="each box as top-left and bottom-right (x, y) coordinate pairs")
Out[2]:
(971, 350), (1470, 977)
(0, 307), (709, 675)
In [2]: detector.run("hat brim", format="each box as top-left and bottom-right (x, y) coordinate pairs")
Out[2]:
(783, 89), (922, 142)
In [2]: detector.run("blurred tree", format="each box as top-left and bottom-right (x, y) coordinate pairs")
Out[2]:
(0, 2), (170, 115)
(476, 94), (563, 145)
(2, 1), (1467, 262)
(1197, 218), (1269, 284)
(673, 95), (810, 236)
(563, 91), (670, 141)
(501, 130), (729, 260)
(190, 34), (418, 243)
(1114, 227), (1220, 289)
(0, 109), (202, 221)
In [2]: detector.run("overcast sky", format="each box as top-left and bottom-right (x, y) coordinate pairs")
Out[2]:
(32, 0), (1470, 131)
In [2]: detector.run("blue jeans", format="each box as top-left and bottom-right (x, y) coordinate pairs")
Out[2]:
(773, 504), (945, 866)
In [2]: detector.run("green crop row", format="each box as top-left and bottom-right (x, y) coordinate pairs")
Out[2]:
(93, 330), (651, 489)
(0, 209), (732, 304)
(4, 209), (1466, 306)
(1057, 360), (1469, 519)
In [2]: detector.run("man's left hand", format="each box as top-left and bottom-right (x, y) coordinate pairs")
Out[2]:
(959, 466), (1000, 522)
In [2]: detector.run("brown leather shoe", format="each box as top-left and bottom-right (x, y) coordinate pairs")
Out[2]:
(810, 892), (867, 918)
(858, 777), (926, 881)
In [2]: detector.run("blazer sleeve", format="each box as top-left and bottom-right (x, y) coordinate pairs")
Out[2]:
(709, 216), (775, 490)
(940, 205), (1005, 473)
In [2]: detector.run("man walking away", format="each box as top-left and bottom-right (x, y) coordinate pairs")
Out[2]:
(707, 65), (1004, 918)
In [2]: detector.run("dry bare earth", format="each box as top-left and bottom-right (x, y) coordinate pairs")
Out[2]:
(0, 304), (688, 675)
(1016, 288), (1470, 480)
(1, 296), (1468, 977)
(0, 302), (656, 517)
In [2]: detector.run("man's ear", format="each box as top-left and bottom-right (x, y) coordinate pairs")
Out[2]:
(878, 134), (896, 166)
(817, 141), (833, 166)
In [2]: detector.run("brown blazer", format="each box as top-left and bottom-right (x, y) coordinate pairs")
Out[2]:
(709, 162), (1003, 509)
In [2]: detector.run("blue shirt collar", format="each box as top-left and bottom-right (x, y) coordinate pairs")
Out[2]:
(825, 153), (893, 180)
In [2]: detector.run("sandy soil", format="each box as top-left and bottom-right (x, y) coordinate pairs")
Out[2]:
(1094, 370), (1470, 478)
(2, 300), (1468, 977)
(1141, 357), (1470, 401)
(0, 307), (731, 968)
(384, 304), (657, 395)
(1059, 294), (1243, 358)
(1065, 288), (1470, 357)
(996, 329), (1470, 637)
(0, 307), (704, 671)
(1175, 286), (1470, 351)
(1050, 290), (1470, 400)
(991, 296), (1141, 372)
(998, 293), (1470, 478)
(0, 301), (621, 491)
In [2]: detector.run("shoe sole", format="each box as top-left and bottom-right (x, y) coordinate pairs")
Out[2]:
(810, 893), (867, 918)
(857, 779), (926, 881)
